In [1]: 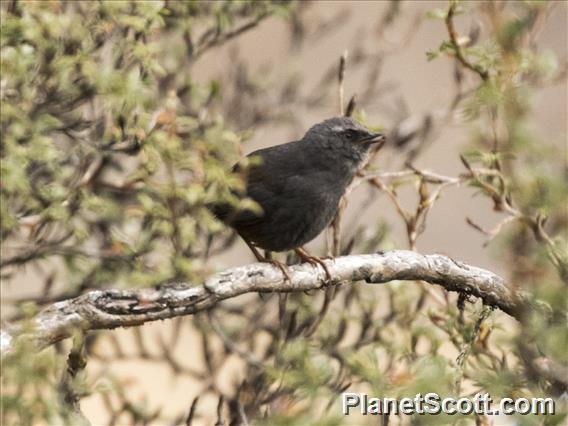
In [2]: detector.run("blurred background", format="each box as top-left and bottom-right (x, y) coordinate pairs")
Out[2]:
(1, 1), (566, 425)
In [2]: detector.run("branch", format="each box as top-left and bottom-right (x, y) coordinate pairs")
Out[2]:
(1, 251), (538, 358)
(445, 3), (489, 81)
(58, 334), (90, 425)
(191, 11), (271, 60)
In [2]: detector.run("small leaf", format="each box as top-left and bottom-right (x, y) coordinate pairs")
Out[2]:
(425, 8), (447, 20)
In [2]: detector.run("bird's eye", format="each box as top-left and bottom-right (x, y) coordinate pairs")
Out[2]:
(345, 129), (356, 140)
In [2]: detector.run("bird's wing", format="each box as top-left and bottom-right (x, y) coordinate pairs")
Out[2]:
(229, 142), (311, 225)
(215, 140), (330, 229)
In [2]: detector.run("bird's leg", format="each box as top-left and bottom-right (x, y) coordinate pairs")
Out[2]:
(242, 238), (291, 282)
(294, 247), (332, 281)
(243, 238), (265, 262)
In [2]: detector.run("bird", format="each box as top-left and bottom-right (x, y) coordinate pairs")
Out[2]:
(213, 117), (385, 280)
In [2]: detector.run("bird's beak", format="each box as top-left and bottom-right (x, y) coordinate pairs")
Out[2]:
(360, 132), (386, 145)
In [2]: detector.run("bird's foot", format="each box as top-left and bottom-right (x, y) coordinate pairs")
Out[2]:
(264, 258), (292, 283)
(294, 248), (332, 281)
(241, 238), (292, 283)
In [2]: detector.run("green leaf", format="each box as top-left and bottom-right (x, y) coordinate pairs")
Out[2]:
(425, 8), (447, 20)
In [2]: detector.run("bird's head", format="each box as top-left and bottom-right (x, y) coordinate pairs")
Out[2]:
(302, 117), (385, 167)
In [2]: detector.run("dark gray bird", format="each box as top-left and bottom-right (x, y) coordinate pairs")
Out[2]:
(214, 117), (385, 279)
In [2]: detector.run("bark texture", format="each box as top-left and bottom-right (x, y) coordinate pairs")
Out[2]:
(1, 250), (534, 357)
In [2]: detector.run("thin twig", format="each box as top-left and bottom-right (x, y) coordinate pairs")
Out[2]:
(338, 50), (348, 115)
(185, 396), (200, 426)
(445, 3), (489, 81)
(455, 306), (494, 394)
(215, 395), (225, 426)
(57, 334), (90, 425)
(192, 12), (272, 59)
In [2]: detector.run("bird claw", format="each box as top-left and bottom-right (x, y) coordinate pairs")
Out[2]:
(241, 239), (292, 283)
(265, 259), (292, 283)
(294, 249), (332, 281)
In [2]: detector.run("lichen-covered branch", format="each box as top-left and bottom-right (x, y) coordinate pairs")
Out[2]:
(0, 250), (535, 358)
